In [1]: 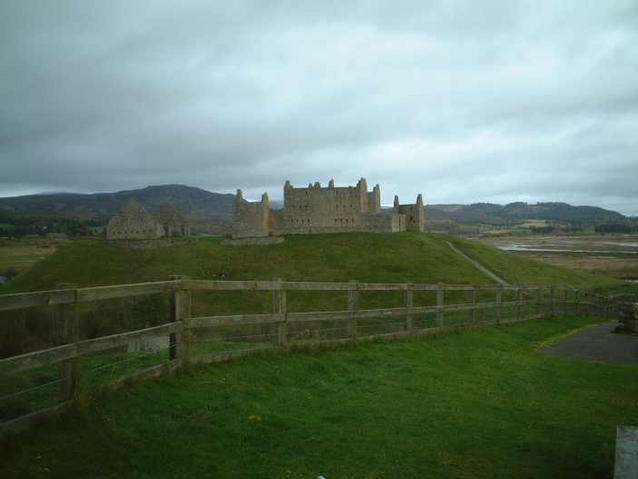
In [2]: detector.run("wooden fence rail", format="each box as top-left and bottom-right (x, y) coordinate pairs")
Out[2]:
(0, 278), (626, 435)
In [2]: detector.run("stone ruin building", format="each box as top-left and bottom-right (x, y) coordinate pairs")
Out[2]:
(106, 200), (164, 240)
(232, 178), (425, 238)
(158, 203), (191, 237)
(106, 201), (190, 240)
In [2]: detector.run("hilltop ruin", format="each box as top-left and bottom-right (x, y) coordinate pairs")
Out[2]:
(232, 178), (425, 238)
(106, 201), (190, 240)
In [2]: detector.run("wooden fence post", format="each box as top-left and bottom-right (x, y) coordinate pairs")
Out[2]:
(575, 290), (581, 316)
(550, 286), (555, 318)
(496, 287), (503, 325)
(177, 288), (192, 360)
(348, 280), (359, 339)
(536, 288), (542, 317)
(471, 287), (477, 323)
(57, 283), (78, 402)
(169, 275), (191, 362)
(274, 281), (287, 347)
(610, 295), (619, 317)
(169, 294), (177, 360)
(563, 288), (568, 317)
(516, 288), (522, 321)
(436, 283), (444, 328)
(404, 284), (413, 332)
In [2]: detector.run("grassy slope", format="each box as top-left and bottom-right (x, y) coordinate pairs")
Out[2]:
(0, 233), (491, 315)
(0, 232), (623, 317)
(2, 233), (620, 292)
(441, 234), (620, 289)
(3, 318), (638, 478)
(2, 233), (491, 291)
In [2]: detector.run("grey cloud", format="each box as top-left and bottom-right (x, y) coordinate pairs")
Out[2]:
(1, 0), (637, 214)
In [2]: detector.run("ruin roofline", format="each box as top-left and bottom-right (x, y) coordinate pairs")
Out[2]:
(283, 178), (379, 191)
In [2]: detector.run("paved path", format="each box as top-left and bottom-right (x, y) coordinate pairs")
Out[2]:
(445, 240), (510, 286)
(543, 321), (638, 365)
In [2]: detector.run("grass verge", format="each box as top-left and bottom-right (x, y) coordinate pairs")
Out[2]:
(3, 317), (637, 478)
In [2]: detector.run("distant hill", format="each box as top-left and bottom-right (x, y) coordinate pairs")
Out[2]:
(0, 185), (236, 224)
(427, 202), (625, 224)
(0, 185), (626, 231)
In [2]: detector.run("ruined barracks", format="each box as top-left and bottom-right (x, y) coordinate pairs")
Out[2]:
(232, 178), (425, 238)
(106, 200), (190, 240)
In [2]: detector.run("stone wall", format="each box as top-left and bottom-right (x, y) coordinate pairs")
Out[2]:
(281, 179), (373, 232)
(394, 194), (426, 232)
(106, 201), (165, 240)
(367, 184), (381, 214)
(158, 203), (190, 237)
(231, 190), (273, 238)
(231, 178), (425, 238)
(360, 212), (403, 233)
(221, 236), (285, 246)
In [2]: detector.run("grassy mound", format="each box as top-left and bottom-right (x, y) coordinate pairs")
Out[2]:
(0, 232), (622, 358)
(3, 318), (637, 478)
(1, 233), (620, 293)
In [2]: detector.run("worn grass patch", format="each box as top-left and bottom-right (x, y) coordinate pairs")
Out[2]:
(3, 317), (637, 478)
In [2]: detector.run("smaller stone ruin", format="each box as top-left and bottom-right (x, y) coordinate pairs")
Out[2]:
(106, 200), (165, 240)
(158, 203), (191, 237)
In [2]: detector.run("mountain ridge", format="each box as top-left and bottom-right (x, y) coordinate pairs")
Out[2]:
(0, 185), (235, 223)
(426, 201), (625, 223)
(0, 184), (627, 226)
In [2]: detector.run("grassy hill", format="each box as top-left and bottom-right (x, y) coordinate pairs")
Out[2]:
(2, 232), (621, 294)
(0, 231), (624, 328)
(1, 231), (625, 358)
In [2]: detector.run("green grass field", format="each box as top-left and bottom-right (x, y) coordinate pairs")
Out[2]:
(3, 317), (637, 478)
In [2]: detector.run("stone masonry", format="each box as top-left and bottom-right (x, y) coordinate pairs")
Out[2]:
(106, 200), (165, 240)
(232, 178), (425, 238)
(158, 203), (191, 237)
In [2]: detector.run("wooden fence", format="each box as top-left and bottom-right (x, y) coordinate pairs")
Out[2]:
(0, 278), (623, 435)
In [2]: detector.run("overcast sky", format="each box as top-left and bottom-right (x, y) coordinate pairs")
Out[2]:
(1, 1), (637, 214)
